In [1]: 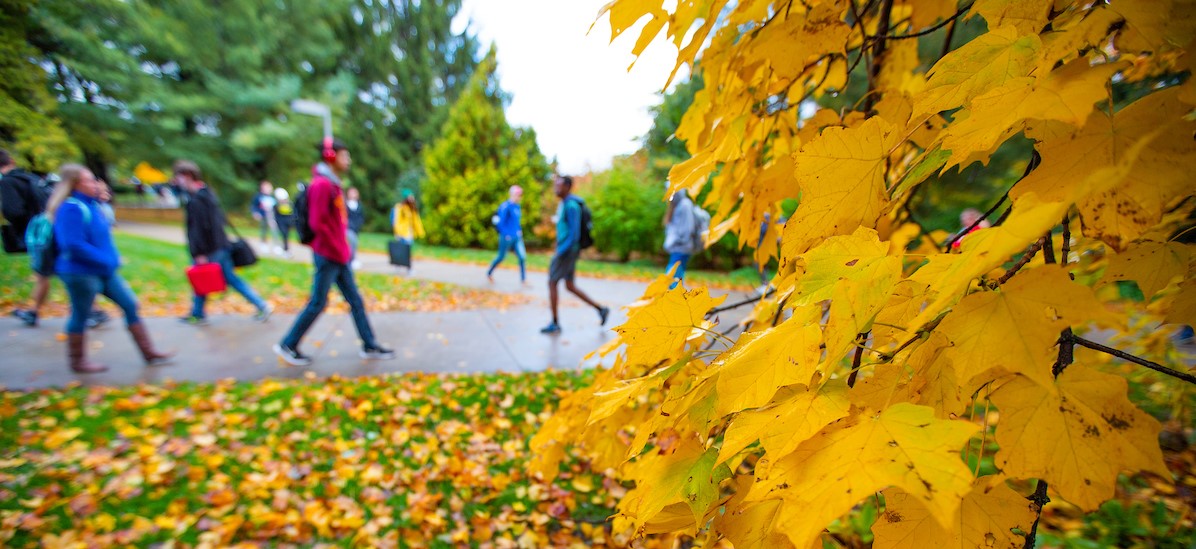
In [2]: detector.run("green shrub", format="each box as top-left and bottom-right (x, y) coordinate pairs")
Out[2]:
(582, 155), (667, 262)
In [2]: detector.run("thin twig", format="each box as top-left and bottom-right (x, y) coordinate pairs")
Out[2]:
(995, 237), (1046, 286)
(938, 7), (960, 59)
(943, 151), (1042, 252)
(1024, 480), (1051, 548)
(974, 392), (992, 476)
(1069, 335), (1196, 385)
(847, 331), (870, 387)
(771, 297), (789, 327)
(882, 2), (975, 40)
(708, 289), (775, 316)
(1061, 214), (1073, 280)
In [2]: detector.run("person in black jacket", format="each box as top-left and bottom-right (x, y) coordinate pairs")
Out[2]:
(174, 160), (272, 326)
(3, 150), (109, 328)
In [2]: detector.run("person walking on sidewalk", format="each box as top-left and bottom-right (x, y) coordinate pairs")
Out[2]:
(391, 189), (424, 272)
(274, 139), (395, 366)
(174, 160), (273, 326)
(346, 186), (365, 270)
(3, 149), (108, 329)
(273, 187), (295, 258)
(487, 185), (527, 284)
(51, 164), (174, 373)
(663, 187), (697, 288)
(541, 175), (609, 334)
(250, 180), (277, 251)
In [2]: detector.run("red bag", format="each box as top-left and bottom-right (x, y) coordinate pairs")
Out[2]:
(186, 263), (226, 296)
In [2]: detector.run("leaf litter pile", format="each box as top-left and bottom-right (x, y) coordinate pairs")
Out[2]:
(0, 371), (673, 548)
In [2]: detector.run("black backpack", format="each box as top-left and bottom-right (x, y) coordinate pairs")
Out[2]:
(294, 187), (315, 245)
(570, 196), (594, 250)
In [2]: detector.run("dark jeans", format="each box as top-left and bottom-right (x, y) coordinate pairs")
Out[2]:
(488, 235), (526, 281)
(190, 247), (267, 318)
(60, 272), (140, 334)
(277, 218), (292, 251)
(667, 253), (690, 289)
(281, 252), (378, 350)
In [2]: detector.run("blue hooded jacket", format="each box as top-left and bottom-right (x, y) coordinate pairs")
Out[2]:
(54, 191), (120, 277)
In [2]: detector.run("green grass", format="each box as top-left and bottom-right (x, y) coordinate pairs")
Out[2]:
(353, 231), (762, 289)
(0, 233), (520, 317)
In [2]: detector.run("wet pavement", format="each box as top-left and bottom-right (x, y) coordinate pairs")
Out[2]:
(2, 222), (749, 390)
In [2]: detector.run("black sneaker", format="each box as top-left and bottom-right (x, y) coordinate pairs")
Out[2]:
(85, 310), (110, 329)
(360, 345), (396, 360)
(273, 343), (312, 366)
(12, 309), (37, 327)
(598, 306), (611, 326)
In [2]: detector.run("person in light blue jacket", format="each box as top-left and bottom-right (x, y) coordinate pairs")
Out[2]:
(50, 164), (174, 373)
(487, 185), (527, 284)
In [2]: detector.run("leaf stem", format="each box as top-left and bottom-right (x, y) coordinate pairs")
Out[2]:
(882, 2), (975, 40)
(995, 237), (1046, 286)
(943, 151), (1041, 252)
(1068, 334), (1196, 385)
(847, 331), (871, 387)
(708, 288), (775, 316)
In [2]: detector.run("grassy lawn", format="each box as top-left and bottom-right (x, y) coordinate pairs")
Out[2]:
(352, 232), (763, 290)
(0, 233), (526, 320)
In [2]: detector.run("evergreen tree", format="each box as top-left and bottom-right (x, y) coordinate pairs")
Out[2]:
(421, 47), (550, 248)
(333, 0), (479, 231)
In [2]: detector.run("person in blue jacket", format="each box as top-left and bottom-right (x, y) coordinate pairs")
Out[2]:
(486, 185), (527, 284)
(541, 175), (609, 334)
(50, 164), (174, 373)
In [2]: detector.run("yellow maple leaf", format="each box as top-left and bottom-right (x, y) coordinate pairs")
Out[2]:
(1035, 7), (1123, 74)
(742, 3), (852, 81)
(940, 59), (1127, 171)
(1100, 240), (1192, 299)
(614, 286), (724, 366)
(783, 117), (902, 256)
(907, 192), (1068, 332)
(713, 474), (796, 549)
(716, 383), (850, 465)
(620, 436), (729, 530)
(871, 479), (1038, 549)
(1164, 278), (1196, 326)
(990, 364), (1170, 511)
(713, 305), (823, 417)
(938, 266), (1117, 389)
(746, 403), (980, 548)
(914, 26), (1042, 116)
(972, 0), (1051, 36)
(786, 227), (902, 306)
(1109, 0), (1196, 54)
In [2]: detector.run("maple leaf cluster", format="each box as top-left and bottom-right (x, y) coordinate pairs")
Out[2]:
(534, 0), (1196, 547)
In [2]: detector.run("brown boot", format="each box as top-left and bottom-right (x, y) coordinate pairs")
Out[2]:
(128, 322), (175, 366)
(67, 333), (108, 373)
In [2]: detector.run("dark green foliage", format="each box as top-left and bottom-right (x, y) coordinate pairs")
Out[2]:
(0, 0), (79, 172)
(582, 154), (666, 262)
(421, 48), (551, 249)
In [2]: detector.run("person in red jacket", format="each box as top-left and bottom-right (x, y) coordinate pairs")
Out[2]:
(273, 140), (394, 365)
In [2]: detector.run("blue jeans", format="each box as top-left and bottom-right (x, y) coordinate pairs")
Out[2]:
(60, 272), (140, 334)
(488, 235), (526, 281)
(667, 253), (690, 289)
(281, 252), (378, 349)
(190, 247), (267, 318)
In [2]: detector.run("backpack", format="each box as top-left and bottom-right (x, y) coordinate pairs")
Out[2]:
(690, 204), (711, 253)
(569, 196), (594, 250)
(293, 188), (315, 245)
(27, 197), (89, 274)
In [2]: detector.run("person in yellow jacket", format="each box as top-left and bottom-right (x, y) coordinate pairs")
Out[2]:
(391, 189), (425, 244)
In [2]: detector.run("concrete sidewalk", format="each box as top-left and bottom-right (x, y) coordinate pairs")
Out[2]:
(2, 222), (747, 390)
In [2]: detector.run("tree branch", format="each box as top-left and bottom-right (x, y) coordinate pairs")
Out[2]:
(1068, 335), (1196, 385)
(995, 237), (1046, 286)
(1024, 480), (1051, 548)
(944, 150), (1042, 252)
(882, 2), (975, 40)
(847, 331), (870, 387)
(708, 288), (775, 316)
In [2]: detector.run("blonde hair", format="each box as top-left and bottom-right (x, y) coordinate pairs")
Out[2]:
(45, 164), (90, 221)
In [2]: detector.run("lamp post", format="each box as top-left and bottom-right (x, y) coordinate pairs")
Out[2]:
(290, 99), (333, 142)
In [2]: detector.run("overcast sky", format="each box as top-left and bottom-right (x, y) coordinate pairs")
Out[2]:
(453, 1), (687, 175)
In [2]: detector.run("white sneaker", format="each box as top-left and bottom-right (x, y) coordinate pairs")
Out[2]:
(351, 260), (362, 270)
